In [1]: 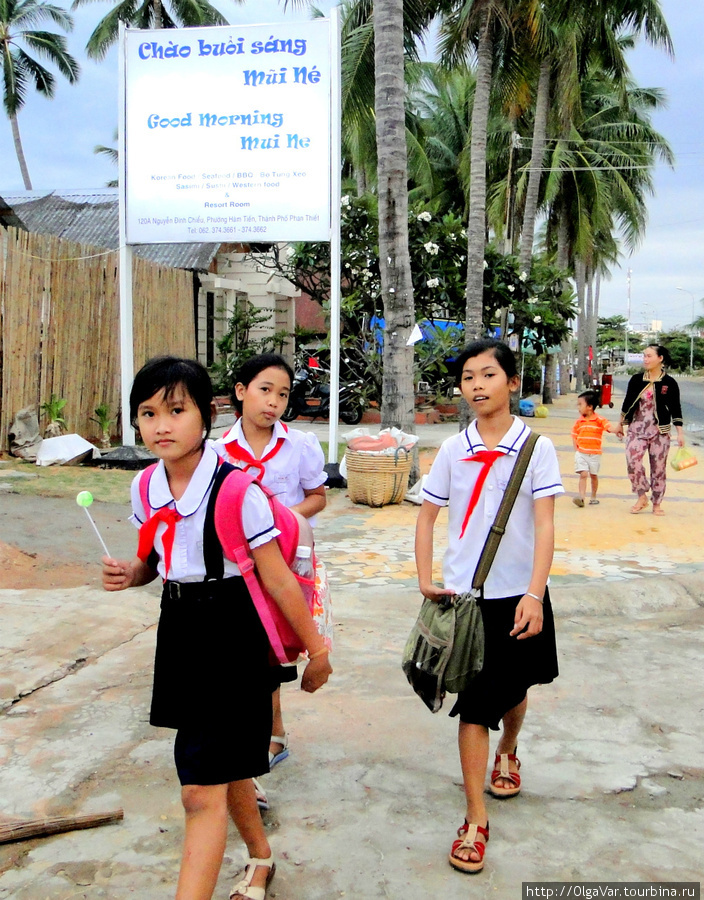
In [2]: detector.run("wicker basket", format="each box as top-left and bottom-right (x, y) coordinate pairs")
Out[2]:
(345, 447), (412, 507)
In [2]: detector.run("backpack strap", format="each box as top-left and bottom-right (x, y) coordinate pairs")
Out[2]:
(202, 460), (237, 580)
(137, 463), (161, 572)
(212, 466), (293, 665)
(471, 431), (540, 592)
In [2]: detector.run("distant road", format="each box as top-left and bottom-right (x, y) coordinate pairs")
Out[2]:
(613, 375), (704, 432)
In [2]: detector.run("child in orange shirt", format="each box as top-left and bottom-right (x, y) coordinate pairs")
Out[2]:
(571, 390), (621, 507)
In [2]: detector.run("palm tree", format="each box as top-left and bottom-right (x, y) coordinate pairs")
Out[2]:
(1, 0), (79, 189)
(72, 0), (228, 59)
(94, 128), (118, 187)
(373, 0), (416, 432)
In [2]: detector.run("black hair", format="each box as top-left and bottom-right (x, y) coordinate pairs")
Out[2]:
(454, 338), (518, 381)
(130, 356), (214, 437)
(578, 390), (598, 410)
(646, 343), (672, 368)
(231, 353), (294, 413)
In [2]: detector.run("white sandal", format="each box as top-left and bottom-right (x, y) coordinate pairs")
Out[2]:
(229, 855), (276, 900)
(269, 733), (289, 768)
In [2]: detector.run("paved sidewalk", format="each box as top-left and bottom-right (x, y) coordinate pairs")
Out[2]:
(0, 389), (702, 898)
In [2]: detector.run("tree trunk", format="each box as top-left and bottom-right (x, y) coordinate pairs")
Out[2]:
(585, 267), (593, 384)
(574, 258), (587, 389)
(356, 165), (367, 196)
(464, 9), (492, 341)
(557, 203), (572, 394)
(10, 115), (32, 190)
(542, 353), (555, 404)
(374, 0), (415, 438)
(518, 59), (550, 274)
(459, 10), (492, 427)
(592, 269), (601, 355)
(153, 0), (163, 28)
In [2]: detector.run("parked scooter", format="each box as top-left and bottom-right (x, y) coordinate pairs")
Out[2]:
(282, 362), (366, 424)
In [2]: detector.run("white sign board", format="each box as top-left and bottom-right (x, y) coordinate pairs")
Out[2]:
(123, 21), (331, 244)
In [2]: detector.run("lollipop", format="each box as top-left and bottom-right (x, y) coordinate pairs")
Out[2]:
(76, 491), (111, 557)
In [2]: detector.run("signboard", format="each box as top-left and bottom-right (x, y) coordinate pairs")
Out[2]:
(123, 20), (331, 244)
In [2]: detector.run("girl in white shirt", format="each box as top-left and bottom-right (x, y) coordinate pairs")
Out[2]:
(415, 339), (562, 876)
(102, 356), (331, 900)
(218, 353), (327, 782)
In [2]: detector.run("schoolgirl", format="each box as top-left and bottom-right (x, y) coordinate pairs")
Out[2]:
(102, 356), (331, 900)
(415, 339), (563, 875)
(217, 353), (327, 783)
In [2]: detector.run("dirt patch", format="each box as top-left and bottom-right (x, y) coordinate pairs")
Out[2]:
(0, 541), (96, 590)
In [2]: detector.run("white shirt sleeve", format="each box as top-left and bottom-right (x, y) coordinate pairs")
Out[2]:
(241, 482), (280, 549)
(128, 472), (146, 530)
(421, 440), (452, 506)
(531, 436), (564, 499)
(297, 431), (328, 490)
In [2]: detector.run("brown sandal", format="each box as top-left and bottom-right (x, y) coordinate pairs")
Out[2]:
(449, 821), (489, 873)
(630, 497), (649, 514)
(489, 752), (521, 798)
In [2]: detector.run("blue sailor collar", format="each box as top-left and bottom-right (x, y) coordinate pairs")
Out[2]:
(147, 442), (220, 517)
(463, 416), (530, 456)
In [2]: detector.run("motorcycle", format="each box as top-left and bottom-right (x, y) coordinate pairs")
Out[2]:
(282, 362), (366, 425)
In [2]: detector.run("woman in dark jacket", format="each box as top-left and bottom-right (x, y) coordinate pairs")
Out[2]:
(615, 344), (685, 515)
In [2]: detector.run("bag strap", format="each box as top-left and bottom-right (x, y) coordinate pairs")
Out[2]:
(209, 463), (292, 665)
(471, 431), (540, 591)
(202, 460), (237, 580)
(137, 463), (161, 572)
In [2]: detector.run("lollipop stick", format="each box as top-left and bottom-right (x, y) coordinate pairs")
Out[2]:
(83, 507), (111, 558)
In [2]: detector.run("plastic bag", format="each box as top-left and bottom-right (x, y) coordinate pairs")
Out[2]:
(534, 405), (549, 418)
(670, 447), (698, 471)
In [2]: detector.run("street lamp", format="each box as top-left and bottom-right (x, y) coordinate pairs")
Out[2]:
(676, 287), (695, 371)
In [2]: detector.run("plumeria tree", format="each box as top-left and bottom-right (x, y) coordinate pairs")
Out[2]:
(248, 199), (575, 399)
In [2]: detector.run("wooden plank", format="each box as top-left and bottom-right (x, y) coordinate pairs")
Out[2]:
(0, 810), (124, 845)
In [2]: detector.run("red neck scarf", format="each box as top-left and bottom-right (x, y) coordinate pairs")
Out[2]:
(224, 435), (286, 481)
(459, 450), (506, 538)
(137, 507), (182, 578)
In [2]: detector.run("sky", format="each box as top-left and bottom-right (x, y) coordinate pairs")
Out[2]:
(0, 0), (702, 333)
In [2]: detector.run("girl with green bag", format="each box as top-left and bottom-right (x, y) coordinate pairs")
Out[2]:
(415, 339), (563, 875)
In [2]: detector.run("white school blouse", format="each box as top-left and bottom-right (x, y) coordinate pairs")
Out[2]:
(129, 442), (279, 582)
(421, 417), (563, 599)
(216, 419), (327, 521)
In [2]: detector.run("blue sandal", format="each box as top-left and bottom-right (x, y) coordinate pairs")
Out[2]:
(269, 734), (289, 768)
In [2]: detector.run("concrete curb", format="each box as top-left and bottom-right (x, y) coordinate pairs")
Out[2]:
(551, 571), (704, 616)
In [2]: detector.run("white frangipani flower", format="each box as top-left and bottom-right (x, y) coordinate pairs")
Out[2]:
(533, 315), (542, 323)
(507, 285), (515, 293)
(417, 211), (432, 222)
(424, 242), (439, 255)
(341, 195), (351, 207)
(520, 271), (528, 282)
(426, 277), (440, 288)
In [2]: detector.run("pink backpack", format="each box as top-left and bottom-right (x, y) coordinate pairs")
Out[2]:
(138, 461), (318, 665)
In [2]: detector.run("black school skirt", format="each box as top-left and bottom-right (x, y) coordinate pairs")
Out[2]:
(151, 576), (272, 785)
(450, 588), (558, 730)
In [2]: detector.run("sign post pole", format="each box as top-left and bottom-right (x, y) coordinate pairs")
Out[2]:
(118, 21), (135, 446)
(328, 5), (342, 464)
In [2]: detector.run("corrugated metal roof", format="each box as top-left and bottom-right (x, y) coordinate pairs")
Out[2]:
(0, 189), (219, 271)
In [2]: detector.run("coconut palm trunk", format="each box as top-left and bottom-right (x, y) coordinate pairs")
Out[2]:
(464, 8), (493, 341)
(518, 59), (550, 274)
(10, 114), (32, 190)
(574, 258), (587, 389)
(557, 201), (572, 395)
(373, 0), (415, 433)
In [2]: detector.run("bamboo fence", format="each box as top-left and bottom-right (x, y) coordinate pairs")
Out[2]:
(0, 227), (196, 448)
